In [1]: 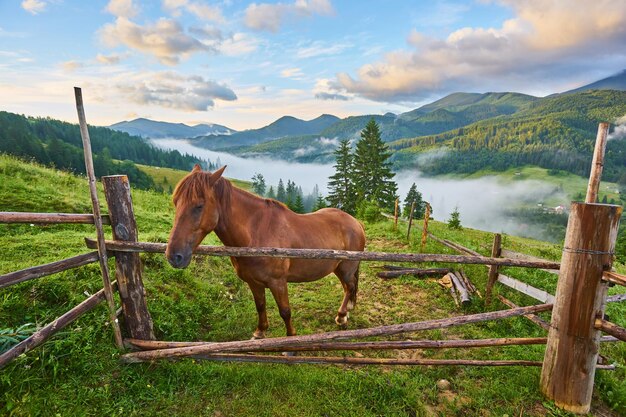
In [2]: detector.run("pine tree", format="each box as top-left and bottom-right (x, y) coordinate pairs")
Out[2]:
(353, 119), (398, 213)
(266, 186), (276, 199)
(327, 139), (357, 215)
(403, 183), (425, 220)
(276, 179), (286, 202)
(292, 194), (305, 213)
(313, 195), (328, 211)
(251, 173), (266, 196)
(448, 206), (462, 230)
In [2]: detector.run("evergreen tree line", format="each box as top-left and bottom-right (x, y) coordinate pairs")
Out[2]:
(0, 111), (213, 190)
(251, 173), (325, 213)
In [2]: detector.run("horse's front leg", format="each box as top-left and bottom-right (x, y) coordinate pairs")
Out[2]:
(268, 280), (296, 336)
(247, 281), (269, 339)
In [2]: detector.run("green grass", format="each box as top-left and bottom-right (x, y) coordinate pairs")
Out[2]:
(1, 154), (625, 416)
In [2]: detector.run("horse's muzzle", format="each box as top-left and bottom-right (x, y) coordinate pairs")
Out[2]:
(166, 251), (191, 269)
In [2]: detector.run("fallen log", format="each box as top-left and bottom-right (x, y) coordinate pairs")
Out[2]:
(125, 337), (548, 352)
(120, 303), (553, 363)
(449, 272), (471, 306)
(84, 239), (562, 269)
(377, 268), (450, 279)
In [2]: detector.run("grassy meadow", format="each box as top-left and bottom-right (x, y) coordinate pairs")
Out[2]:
(1, 154), (625, 416)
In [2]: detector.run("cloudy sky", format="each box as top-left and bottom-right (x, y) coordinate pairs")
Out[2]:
(1, 0), (625, 130)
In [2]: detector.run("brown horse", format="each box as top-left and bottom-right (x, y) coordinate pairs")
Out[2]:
(165, 165), (366, 338)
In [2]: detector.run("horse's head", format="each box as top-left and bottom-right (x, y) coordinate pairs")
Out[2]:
(165, 164), (227, 268)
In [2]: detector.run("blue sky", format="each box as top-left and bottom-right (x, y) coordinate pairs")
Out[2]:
(1, 0), (625, 130)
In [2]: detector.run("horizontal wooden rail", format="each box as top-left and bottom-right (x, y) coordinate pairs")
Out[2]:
(501, 249), (560, 274)
(125, 337), (548, 352)
(603, 271), (626, 287)
(191, 353), (548, 367)
(595, 319), (626, 342)
(607, 293), (626, 303)
(0, 282), (117, 369)
(497, 274), (556, 304)
(427, 233), (481, 256)
(84, 239), (562, 269)
(0, 251), (101, 289)
(0, 212), (110, 225)
(120, 303), (553, 363)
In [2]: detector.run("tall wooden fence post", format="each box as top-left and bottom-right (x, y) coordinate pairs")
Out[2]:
(540, 203), (621, 414)
(420, 203), (431, 252)
(406, 202), (416, 240)
(485, 233), (502, 305)
(585, 123), (609, 204)
(394, 198), (399, 231)
(103, 175), (155, 340)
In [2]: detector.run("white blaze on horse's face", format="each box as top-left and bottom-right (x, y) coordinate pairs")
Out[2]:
(165, 165), (226, 269)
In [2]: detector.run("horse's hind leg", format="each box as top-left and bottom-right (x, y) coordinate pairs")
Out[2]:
(268, 280), (296, 336)
(247, 281), (269, 339)
(334, 261), (360, 326)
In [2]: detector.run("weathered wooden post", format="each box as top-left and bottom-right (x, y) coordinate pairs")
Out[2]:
(406, 202), (416, 240)
(485, 233), (502, 305)
(420, 203), (431, 252)
(540, 122), (619, 413)
(103, 175), (155, 340)
(540, 202), (621, 414)
(394, 198), (399, 230)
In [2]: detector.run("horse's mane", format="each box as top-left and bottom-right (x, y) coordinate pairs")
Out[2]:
(173, 170), (291, 212)
(172, 171), (232, 210)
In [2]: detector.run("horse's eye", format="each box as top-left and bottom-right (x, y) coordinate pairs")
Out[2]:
(193, 204), (204, 212)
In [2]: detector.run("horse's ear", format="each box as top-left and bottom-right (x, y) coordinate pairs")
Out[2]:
(209, 165), (227, 186)
(192, 164), (202, 172)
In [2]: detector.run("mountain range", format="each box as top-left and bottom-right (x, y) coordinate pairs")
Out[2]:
(106, 70), (626, 178)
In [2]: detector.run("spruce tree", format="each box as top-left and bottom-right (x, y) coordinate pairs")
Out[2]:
(292, 194), (305, 213)
(251, 173), (266, 196)
(403, 183), (425, 220)
(266, 186), (276, 199)
(327, 139), (357, 215)
(276, 179), (286, 202)
(448, 206), (462, 230)
(313, 195), (328, 211)
(353, 119), (398, 213)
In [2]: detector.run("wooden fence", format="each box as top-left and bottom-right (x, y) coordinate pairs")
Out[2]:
(0, 99), (624, 415)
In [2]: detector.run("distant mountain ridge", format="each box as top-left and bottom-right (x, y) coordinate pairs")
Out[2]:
(560, 70), (626, 95)
(109, 118), (235, 139)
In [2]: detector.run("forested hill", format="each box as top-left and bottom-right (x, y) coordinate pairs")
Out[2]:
(390, 90), (626, 182)
(0, 111), (206, 190)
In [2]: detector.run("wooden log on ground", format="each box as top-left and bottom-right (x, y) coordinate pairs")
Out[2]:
(85, 239), (562, 269)
(75, 87), (123, 349)
(497, 274), (555, 304)
(377, 268), (450, 279)
(449, 272), (471, 306)
(0, 251), (100, 289)
(125, 337), (548, 352)
(103, 175), (154, 341)
(0, 282), (117, 369)
(190, 353), (548, 367)
(585, 123), (609, 203)
(497, 295), (550, 331)
(595, 319), (626, 342)
(459, 269), (481, 298)
(0, 212), (110, 225)
(120, 303), (553, 363)
(485, 233), (502, 305)
(540, 202), (622, 414)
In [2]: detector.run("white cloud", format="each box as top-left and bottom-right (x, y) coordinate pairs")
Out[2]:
(105, 0), (139, 18)
(100, 17), (211, 65)
(280, 67), (304, 79)
(96, 53), (124, 65)
(21, 0), (47, 14)
(163, 0), (224, 22)
(244, 0), (334, 32)
(61, 60), (83, 72)
(218, 32), (260, 56)
(336, 0), (626, 102)
(318, 137), (339, 147)
(116, 71), (237, 111)
(296, 40), (352, 58)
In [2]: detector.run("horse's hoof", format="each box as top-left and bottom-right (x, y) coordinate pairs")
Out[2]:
(335, 316), (348, 328)
(251, 331), (266, 340)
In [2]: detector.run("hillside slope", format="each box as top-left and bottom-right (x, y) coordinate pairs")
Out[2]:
(110, 118), (235, 138)
(1, 156), (625, 416)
